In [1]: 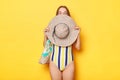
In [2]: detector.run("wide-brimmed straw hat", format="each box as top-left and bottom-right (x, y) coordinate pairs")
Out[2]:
(46, 15), (79, 47)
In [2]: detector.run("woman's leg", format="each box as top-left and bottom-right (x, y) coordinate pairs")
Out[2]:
(62, 61), (74, 80)
(49, 61), (62, 80)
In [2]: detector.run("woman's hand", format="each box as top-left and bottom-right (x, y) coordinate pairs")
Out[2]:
(44, 27), (50, 36)
(44, 27), (50, 32)
(43, 27), (49, 47)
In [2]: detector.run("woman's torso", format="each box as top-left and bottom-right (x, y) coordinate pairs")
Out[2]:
(50, 44), (74, 71)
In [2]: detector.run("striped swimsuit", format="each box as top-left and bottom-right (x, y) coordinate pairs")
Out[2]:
(50, 44), (74, 71)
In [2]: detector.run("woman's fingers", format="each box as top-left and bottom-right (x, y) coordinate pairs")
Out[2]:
(74, 26), (81, 31)
(44, 27), (50, 32)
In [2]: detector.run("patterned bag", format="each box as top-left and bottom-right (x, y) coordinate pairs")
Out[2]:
(39, 40), (52, 64)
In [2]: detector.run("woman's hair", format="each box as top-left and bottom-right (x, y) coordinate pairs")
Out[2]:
(56, 5), (71, 16)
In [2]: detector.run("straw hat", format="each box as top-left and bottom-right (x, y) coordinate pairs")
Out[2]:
(46, 15), (79, 47)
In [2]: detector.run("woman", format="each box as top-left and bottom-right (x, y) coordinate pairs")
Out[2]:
(43, 6), (80, 80)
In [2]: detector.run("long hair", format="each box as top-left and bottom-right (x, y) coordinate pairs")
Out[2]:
(56, 5), (71, 16)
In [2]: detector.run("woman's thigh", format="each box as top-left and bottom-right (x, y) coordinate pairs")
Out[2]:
(49, 61), (62, 80)
(62, 61), (75, 80)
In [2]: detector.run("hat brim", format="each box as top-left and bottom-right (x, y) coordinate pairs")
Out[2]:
(46, 15), (79, 47)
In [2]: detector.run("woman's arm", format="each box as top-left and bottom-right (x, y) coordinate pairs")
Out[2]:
(43, 27), (49, 47)
(74, 33), (80, 50)
(74, 26), (80, 50)
(43, 35), (48, 47)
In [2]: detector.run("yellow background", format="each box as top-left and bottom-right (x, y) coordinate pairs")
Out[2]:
(0, 0), (120, 80)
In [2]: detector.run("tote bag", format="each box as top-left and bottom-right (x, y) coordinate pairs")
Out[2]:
(39, 40), (52, 64)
